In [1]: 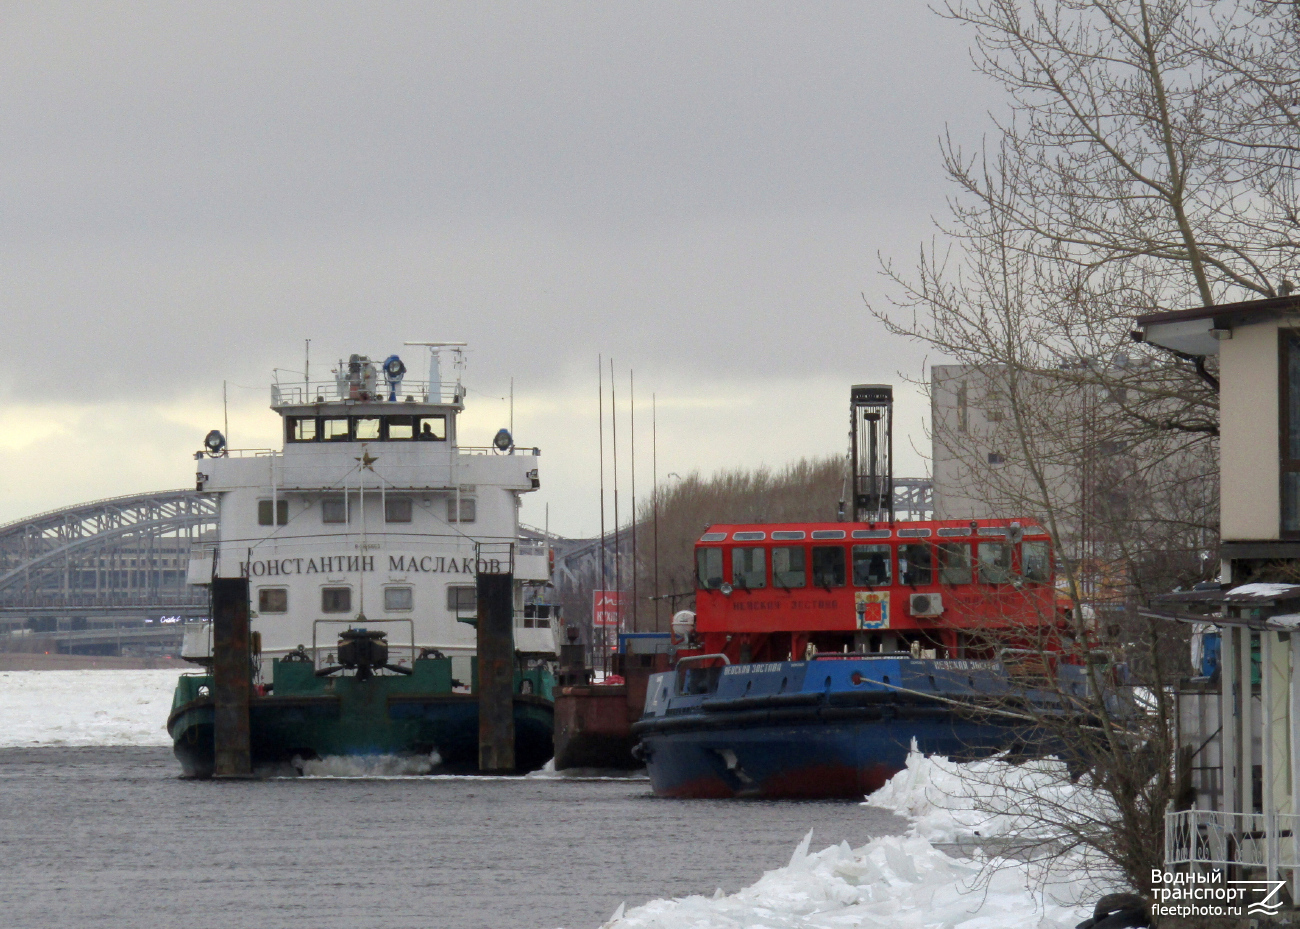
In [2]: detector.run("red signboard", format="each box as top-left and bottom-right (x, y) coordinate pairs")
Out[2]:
(592, 590), (625, 649)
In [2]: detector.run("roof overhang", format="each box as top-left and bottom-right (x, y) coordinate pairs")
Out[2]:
(1134, 295), (1300, 356)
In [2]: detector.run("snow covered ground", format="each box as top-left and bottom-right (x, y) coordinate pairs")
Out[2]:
(597, 749), (1111, 929)
(0, 669), (182, 747)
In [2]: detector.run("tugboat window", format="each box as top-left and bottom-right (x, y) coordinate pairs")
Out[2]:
(287, 417), (317, 442)
(385, 497), (413, 523)
(898, 544), (932, 585)
(258, 588), (288, 613)
(696, 548), (724, 589)
(322, 417), (350, 442)
(257, 499), (288, 526)
(731, 547), (766, 589)
(1021, 540), (1051, 583)
(977, 542), (1014, 584)
(853, 544), (891, 586)
(321, 587), (351, 612)
(386, 415), (414, 441)
(354, 416), (381, 441)
(811, 546), (846, 587)
(938, 543), (972, 585)
(447, 497), (476, 523)
(321, 496), (348, 524)
(384, 586), (413, 611)
(772, 546), (806, 588)
(417, 415), (447, 441)
(447, 585), (476, 612)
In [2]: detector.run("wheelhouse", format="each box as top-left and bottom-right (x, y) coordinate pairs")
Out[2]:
(690, 518), (1065, 663)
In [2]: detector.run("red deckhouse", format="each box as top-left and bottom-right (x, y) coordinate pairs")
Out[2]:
(690, 517), (1065, 663)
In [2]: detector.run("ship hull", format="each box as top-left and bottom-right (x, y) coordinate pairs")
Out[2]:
(632, 657), (1055, 799)
(168, 694), (554, 778)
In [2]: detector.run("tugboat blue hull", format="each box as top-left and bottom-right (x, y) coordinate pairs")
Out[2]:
(632, 658), (1054, 798)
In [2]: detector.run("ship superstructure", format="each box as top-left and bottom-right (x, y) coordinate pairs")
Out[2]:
(186, 345), (555, 674)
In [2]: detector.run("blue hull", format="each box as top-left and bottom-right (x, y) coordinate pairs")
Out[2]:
(632, 657), (1051, 798)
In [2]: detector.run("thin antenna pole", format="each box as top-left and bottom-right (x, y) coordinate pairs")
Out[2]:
(598, 356), (607, 675)
(653, 393), (660, 632)
(611, 358), (620, 648)
(510, 377), (514, 434)
(222, 381), (229, 446)
(304, 339), (310, 398)
(630, 369), (637, 634)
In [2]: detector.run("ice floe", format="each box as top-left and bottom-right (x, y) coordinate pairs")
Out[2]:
(0, 669), (182, 747)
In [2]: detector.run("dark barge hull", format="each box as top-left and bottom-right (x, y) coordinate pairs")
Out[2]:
(168, 693), (555, 779)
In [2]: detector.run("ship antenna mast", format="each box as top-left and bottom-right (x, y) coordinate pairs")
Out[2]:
(849, 385), (894, 523)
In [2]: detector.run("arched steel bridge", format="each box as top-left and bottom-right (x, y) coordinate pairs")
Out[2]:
(0, 490), (216, 652)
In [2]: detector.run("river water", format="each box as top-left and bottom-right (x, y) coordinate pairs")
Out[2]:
(0, 747), (907, 929)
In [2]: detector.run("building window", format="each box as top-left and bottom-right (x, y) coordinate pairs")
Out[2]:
(987, 452), (1005, 465)
(447, 585), (476, 613)
(852, 544), (891, 586)
(385, 497), (413, 523)
(258, 499), (288, 526)
(811, 546), (846, 587)
(731, 547), (766, 589)
(447, 497), (476, 523)
(321, 587), (351, 613)
(322, 496), (347, 524)
(1282, 330), (1300, 535)
(384, 587), (413, 611)
(258, 588), (288, 613)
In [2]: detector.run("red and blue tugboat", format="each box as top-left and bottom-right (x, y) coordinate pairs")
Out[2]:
(631, 386), (1076, 798)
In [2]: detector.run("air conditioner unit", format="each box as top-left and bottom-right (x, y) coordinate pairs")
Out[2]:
(909, 593), (944, 617)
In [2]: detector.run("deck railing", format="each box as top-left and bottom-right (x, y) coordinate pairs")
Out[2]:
(1166, 808), (1300, 879)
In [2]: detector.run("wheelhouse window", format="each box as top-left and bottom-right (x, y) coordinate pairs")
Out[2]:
(354, 416), (381, 441)
(731, 547), (766, 589)
(898, 544), (932, 585)
(696, 547), (724, 589)
(321, 587), (351, 613)
(938, 543), (972, 585)
(258, 588), (287, 613)
(387, 415), (415, 441)
(811, 546), (845, 587)
(417, 415), (447, 441)
(287, 417), (317, 442)
(1283, 330), (1300, 535)
(1021, 540), (1051, 583)
(977, 542), (1014, 584)
(853, 544), (891, 586)
(322, 417), (350, 442)
(257, 499), (288, 526)
(321, 496), (348, 524)
(772, 546), (806, 588)
(384, 586), (413, 611)
(385, 497), (413, 523)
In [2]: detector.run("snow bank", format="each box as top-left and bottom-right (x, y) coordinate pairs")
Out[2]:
(294, 750), (442, 777)
(598, 749), (1121, 929)
(600, 829), (1089, 929)
(864, 746), (1113, 845)
(0, 669), (182, 747)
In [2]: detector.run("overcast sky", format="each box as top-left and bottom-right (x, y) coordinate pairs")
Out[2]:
(0, 2), (1000, 536)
